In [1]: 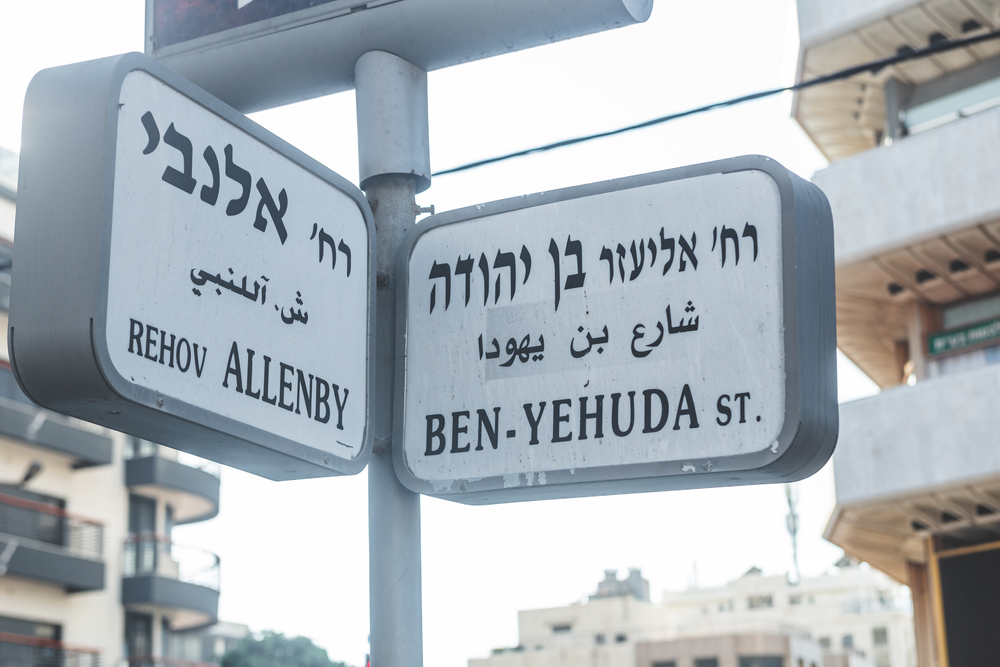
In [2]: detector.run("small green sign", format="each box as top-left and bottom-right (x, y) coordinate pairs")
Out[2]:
(928, 316), (1000, 356)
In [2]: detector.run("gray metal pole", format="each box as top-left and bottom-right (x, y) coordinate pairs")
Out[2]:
(355, 51), (431, 667)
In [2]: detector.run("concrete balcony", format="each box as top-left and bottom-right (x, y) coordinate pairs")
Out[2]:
(826, 364), (1000, 580)
(0, 491), (104, 592)
(124, 441), (220, 525)
(121, 535), (219, 631)
(812, 105), (1000, 386)
(0, 366), (113, 468)
(793, 0), (1000, 161)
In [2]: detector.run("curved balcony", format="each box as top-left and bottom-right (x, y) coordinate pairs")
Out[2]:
(124, 440), (220, 524)
(0, 365), (113, 468)
(826, 364), (1000, 580)
(0, 491), (104, 592)
(0, 632), (100, 667)
(122, 535), (219, 630)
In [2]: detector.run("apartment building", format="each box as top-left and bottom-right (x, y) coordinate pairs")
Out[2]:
(663, 563), (913, 667)
(0, 148), (234, 665)
(471, 565), (909, 667)
(792, 0), (1000, 664)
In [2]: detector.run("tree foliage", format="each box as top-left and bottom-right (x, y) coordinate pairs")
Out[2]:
(220, 631), (353, 667)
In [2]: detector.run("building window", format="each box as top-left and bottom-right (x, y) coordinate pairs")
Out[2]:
(789, 594), (802, 605)
(615, 633), (628, 643)
(595, 634), (605, 645)
(818, 638), (830, 649)
(842, 635), (854, 650)
(0, 615), (60, 639)
(738, 658), (783, 667)
(747, 595), (773, 609)
(873, 627), (888, 645)
(0, 484), (67, 548)
(652, 662), (676, 667)
(695, 659), (719, 667)
(552, 624), (571, 634)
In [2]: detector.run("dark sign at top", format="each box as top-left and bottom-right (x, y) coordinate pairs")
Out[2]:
(147, 0), (654, 113)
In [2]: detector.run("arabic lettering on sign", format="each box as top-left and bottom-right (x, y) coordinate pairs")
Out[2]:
(479, 334), (545, 366)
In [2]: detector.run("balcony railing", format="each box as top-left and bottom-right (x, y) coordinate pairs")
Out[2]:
(121, 658), (216, 667)
(124, 440), (220, 479)
(0, 492), (103, 559)
(122, 535), (219, 591)
(0, 632), (100, 667)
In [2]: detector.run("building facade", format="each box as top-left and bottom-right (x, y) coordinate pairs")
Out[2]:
(471, 565), (910, 667)
(793, 0), (1000, 664)
(662, 564), (913, 667)
(0, 151), (240, 665)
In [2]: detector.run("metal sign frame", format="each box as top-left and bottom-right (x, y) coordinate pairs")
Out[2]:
(145, 0), (653, 113)
(10, 53), (376, 480)
(394, 156), (837, 503)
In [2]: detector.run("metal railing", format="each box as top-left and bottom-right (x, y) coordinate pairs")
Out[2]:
(122, 535), (220, 591)
(0, 492), (103, 560)
(0, 632), (100, 667)
(120, 658), (216, 667)
(124, 439), (221, 479)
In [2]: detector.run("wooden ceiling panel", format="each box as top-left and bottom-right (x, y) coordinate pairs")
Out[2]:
(925, 0), (987, 36)
(807, 33), (882, 74)
(879, 248), (966, 303)
(962, 0), (1000, 30)
(857, 20), (914, 58)
(796, 0), (1000, 160)
(911, 237), (998, 294)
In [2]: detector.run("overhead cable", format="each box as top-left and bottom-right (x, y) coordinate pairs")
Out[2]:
(433, 27), (1000, 176)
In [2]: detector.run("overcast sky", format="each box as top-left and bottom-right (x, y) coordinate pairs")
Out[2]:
(0, 1), (880, 666)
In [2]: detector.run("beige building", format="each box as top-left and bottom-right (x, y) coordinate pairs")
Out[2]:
(471, 565), (910, 667)
(0, 149), (244, 665)
(637, 633), (824, 667)
(663, 564), (913, 667)
(793, 0), (1000, 664)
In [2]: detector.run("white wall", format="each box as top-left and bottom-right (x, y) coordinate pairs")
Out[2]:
(813, 106), (1000, 266)
(797, 0), (932, 48)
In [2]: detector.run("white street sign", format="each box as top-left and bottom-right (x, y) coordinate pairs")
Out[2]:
(10, 53), (375, 480)
(395, 157), (837, 503)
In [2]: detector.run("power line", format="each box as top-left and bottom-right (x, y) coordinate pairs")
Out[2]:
(433, 27), (1000, 177)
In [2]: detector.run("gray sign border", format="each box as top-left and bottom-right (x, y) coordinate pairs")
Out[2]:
(10, 52), (376, 480)
(144, 0), (653, 114)
(394, 156), (838, 503)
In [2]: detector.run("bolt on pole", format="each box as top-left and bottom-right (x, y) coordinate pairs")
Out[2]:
(356, 50), (431, 667)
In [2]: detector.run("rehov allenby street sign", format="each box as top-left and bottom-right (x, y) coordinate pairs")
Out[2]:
(10, 53), (375, 480)
(146, 0), (653, 112)
(395, 156), (837, 503)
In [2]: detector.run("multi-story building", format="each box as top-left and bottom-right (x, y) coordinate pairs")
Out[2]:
(662, 563), (913, 667)
(0, 148), (235, 665)
(793, 0), (1000, 664)
(471, 564), (909, 667)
